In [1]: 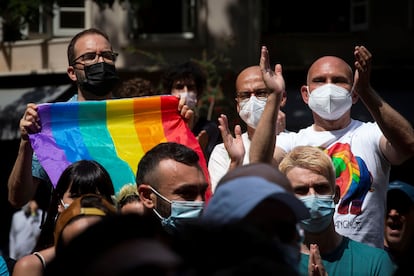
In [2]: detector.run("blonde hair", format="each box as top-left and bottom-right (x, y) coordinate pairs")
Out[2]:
(116, 183), (140, 209)
(279, 146), (336, 187)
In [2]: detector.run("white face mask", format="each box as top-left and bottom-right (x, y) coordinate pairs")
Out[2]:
(307, 84), (352, 120)
(180, 91), (198, 109)
(238, 95), (267, 129)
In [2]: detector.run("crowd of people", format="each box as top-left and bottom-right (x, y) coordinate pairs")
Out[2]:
(2, 27), (414, 276)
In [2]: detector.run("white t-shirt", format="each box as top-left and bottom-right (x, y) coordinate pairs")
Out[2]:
(208, 132), (251, 192)
(277, 119), (388, 248)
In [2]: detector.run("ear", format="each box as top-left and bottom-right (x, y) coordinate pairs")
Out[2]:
(300, 85), (309, 104)
(67, 66), (77, 82)
(235, 98), (240, 113)
(138, 184), (155, 209)
(334, 185), (341, 204)
(280, 90), (287, 108)
(351, 90), (359, 104)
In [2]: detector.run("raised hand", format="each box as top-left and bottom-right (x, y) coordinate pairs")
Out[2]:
(353, 45), (372, 95)
(217, 114), (245, 169)
(259, 46), (286, 97)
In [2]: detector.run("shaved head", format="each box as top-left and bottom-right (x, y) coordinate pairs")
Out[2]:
(217, 163), (293, 192)
(307, 56), (353, 86)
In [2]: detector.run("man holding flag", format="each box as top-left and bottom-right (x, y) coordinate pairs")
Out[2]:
(8, 28), (201, 208)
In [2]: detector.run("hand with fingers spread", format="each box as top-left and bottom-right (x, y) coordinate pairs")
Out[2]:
(353, 45), (373, 96)
(259, 46), (286, 99)
(217, 114), (245, 169)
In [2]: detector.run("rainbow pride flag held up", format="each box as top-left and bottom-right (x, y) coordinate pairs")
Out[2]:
(29, 95), (211, 198)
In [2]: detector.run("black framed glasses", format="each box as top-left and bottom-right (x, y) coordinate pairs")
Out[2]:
(72, 51), (118, 66)
(236, 89), (271, 101)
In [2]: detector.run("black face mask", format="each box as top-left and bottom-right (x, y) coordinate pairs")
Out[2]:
(79, 62), (120, 97)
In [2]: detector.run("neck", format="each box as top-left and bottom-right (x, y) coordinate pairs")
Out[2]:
(247, 126), (255, 140)
(301, 223), (343, 254)
(78, 90), (112, 101)
(312, 113), (352, 131)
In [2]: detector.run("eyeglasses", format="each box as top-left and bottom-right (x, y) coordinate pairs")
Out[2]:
(236, 89), (271, 101)
(72, 51), (118, 66)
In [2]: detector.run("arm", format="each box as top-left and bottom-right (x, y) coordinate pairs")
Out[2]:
(13, 247), (55, 276)
(249, 46), (286, 164)
(353, 46), (414, 165)
(8, 104), (41, 207)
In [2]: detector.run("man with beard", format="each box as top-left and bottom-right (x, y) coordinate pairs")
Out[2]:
(8, 28), (119, 208)
(8, 28), (193, 208)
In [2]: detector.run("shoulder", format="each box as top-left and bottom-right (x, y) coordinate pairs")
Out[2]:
(347, 239), (390, 258)
(210, 142), (226, 154)
(350, 119), (378, 131)
(13, 254), (43, 275)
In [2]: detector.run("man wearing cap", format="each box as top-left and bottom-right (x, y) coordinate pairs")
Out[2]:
(279, 146), (395, 276)
(201, 162), (309, 272)
(384, 180), (414, 272)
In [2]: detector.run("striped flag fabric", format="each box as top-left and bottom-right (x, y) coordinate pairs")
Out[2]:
(28, 95), (211, 199)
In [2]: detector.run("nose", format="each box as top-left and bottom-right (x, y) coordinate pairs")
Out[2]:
(97, 54), (105, 62)
(388, 208), (399, 217)
(194, 194), (204, 201)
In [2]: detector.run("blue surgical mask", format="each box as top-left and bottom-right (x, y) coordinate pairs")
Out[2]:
(150, 187), (204, 234)
(299, 194), (335, 233)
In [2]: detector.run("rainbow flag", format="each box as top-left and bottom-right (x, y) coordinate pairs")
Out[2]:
(29, 95), (211, 199)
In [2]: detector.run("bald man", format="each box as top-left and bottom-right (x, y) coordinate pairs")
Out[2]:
(250, 45), (414, 249)
(208, 65), (287, 192)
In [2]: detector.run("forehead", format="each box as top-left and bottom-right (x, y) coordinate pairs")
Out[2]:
(308, 56), (353, 80)
(236, 66), (265, 91)
(155, 159), (206, 195)
(286, 167), (332, 188)
(74, 34), (112, 56)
